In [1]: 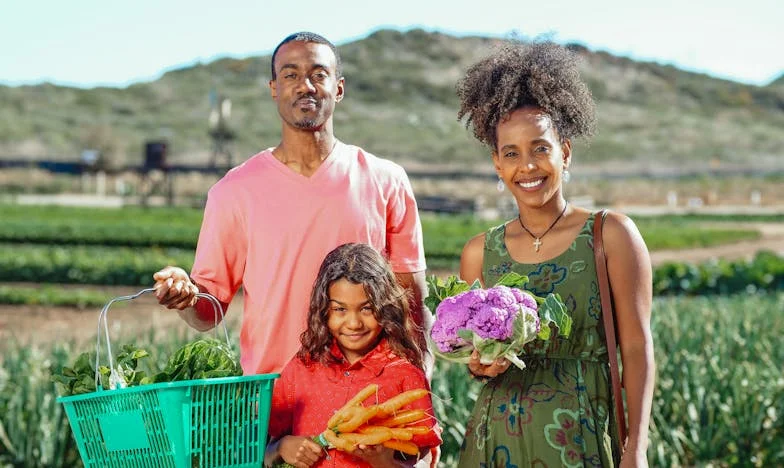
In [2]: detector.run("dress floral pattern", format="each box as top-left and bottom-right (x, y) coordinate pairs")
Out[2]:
(458, 214), (622, 467)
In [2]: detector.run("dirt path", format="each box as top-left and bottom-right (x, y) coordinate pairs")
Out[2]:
(2, 222), (783, 347)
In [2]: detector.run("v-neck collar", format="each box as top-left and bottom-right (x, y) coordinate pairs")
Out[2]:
(265, 140), (344, 183)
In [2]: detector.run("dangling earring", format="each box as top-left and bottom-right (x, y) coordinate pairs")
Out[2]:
(497, 177), (505, 192)
(562, 169), (571, 183)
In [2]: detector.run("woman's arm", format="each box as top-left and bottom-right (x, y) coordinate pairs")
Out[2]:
(603, 212), (655, 462)
(461, 233), (514, 379)
(459, 233), (486, 286)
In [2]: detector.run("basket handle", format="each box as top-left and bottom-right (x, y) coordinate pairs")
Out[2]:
(94, 288), (231, 391)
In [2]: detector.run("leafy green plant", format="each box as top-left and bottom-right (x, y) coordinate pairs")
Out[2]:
(0, 344), (81, 467)
(51, 345), (151, 396)
(648, 293), (784, 466)
(430, 360), (482, 467)
(51, 339), (242, 397)
(149, 338), (242, 383)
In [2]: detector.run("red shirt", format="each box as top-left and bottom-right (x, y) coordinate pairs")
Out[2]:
(268, 339), (442, 467)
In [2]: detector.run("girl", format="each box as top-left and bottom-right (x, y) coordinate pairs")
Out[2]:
(455, 42), (655, 467)
(265, 243), (441, 468)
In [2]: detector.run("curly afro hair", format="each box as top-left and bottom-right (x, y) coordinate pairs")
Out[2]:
(457, 41), (596, 150)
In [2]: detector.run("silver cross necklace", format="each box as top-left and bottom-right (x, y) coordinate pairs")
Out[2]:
(518, 202), (569, 252)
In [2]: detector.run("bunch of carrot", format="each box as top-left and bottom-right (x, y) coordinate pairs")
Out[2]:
(318, 383), (434, 456)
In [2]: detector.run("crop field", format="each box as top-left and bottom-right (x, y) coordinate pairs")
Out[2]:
(2, 294), (782, 467)
(0, 204), (778, 301)
(0, 203), (783, 467)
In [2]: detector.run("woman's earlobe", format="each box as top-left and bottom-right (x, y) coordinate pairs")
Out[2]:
(491, 152), (502, 172)
(562, 138), (572, 162)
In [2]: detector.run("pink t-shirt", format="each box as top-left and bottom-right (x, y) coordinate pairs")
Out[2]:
(190, 141), (426, 375)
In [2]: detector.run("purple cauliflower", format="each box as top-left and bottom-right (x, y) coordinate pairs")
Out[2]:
(431, 285), (539, 353)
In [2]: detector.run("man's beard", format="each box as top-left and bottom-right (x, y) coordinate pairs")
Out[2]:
(293, 118), (319, 129)
(292, 96), (323, 129)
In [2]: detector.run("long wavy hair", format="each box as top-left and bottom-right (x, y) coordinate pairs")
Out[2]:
(298, 243), (424, 369)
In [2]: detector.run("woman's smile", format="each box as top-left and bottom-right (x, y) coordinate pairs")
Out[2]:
(516, 177), (546, 190)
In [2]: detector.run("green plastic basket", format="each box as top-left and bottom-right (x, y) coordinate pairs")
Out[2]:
(56, 288), (279, 468)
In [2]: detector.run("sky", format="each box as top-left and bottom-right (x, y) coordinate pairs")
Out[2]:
(1, 0), (781, 89)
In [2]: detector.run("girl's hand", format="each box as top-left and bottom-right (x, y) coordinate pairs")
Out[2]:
(278, 435), (324, 468)
(352, 444), (405, 467)
(467, 349), (512, 379)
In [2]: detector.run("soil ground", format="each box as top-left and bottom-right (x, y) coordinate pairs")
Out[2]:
(2, 222), (783, 348)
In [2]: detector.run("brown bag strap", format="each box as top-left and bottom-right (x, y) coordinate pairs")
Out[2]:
(593, 210), (628, 447)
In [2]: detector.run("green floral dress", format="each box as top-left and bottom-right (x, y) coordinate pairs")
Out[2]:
(457, 215), (622, 468)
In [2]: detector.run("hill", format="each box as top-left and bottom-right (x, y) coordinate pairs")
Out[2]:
(1, 29), (782, 172)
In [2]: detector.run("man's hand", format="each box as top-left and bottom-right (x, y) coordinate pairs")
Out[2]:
(153, 266), (199, 310)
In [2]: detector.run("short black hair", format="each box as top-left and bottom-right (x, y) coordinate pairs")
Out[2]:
(270, 31), (342, 79)
(457, 40), (596, 150)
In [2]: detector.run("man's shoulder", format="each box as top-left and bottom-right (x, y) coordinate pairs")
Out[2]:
(210, 149), (275, 192)
(344, 143), (408, 179)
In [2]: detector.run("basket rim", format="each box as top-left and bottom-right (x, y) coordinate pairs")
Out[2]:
(56, 372), (279, 404)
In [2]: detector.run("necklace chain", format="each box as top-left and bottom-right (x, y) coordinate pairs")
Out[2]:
(518, 202), (569, 252)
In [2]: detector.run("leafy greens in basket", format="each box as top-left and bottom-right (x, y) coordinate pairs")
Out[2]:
(52, 338), (242, 396)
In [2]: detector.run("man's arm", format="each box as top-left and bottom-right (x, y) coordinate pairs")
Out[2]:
(395, 270), (434, 378)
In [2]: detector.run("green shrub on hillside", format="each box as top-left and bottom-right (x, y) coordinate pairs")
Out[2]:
(653, 251), (784, 295)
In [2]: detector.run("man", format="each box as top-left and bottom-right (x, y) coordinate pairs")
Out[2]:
(153, 32), (430, 377)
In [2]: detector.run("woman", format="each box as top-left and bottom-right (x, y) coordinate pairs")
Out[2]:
(455, 41), (654, 467)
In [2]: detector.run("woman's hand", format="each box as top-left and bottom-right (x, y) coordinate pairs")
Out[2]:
(467, 349), (512, 379)
(277, 435), (324, 468)
(619, 445), (648, 468)
(619, 442), (648, 468)
(153, 266), (199, 310)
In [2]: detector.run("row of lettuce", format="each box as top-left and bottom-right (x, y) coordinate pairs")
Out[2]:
(0, 204), (782, 307)
(0, 243), (782, 307)
(0, 204), (767, 252)
(2, 293), (782, 467)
